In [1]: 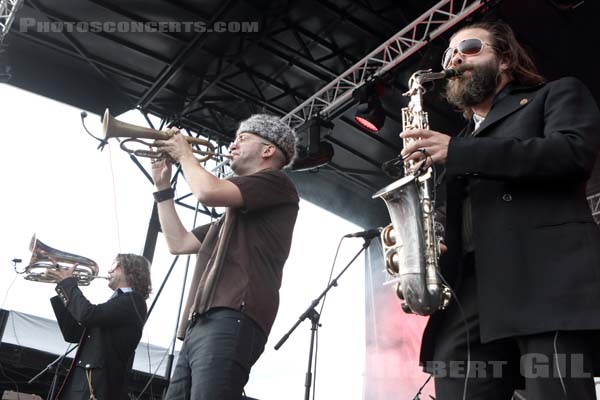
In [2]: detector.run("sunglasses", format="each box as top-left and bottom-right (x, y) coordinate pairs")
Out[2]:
(441, 38), (491, 69)
(231, 134), (271, 147)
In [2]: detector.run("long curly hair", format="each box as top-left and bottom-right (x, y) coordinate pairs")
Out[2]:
(116, 253), (152, 300)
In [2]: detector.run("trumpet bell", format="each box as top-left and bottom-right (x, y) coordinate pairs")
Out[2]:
(27, 235), (100, 286)
(102, 109), (228, 162)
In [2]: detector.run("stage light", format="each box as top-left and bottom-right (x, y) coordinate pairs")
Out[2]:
(355, 97), (385, 132)
(353, 80), (386, 133)
(291, 117), (334, 171)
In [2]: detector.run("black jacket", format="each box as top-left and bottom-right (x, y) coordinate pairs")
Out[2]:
(421, 77), (600, 363)
(50, 277), (147, 400)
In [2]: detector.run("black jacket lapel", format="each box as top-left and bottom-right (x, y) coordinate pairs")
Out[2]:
(473, 82), (544, 137)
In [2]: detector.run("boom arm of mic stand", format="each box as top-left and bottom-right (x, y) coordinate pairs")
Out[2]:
(28, 344), (79, 384)
(274, 236), (374, 350)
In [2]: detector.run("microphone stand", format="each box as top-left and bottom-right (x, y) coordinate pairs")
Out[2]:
(411, 374), (433, 400)
(274, 236), (374, 400)
(28, 344), (78, 399)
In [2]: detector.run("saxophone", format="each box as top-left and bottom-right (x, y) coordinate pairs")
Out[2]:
(372, 69), (460, 315)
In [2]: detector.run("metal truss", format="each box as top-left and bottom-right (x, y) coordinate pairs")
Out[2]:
(0, 0), (23, 43)
(281, 0), (486, 128)
(588, 192), (600, 224)
(136, 0), (238, 109)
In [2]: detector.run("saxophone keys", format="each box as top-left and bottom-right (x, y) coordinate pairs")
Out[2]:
(381, 224), (396, 246)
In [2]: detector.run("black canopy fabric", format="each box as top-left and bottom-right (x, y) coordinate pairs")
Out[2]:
(4, 0), (600, 227)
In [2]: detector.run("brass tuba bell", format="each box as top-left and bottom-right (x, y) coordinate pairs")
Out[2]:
(26, 235), (105, 286)
(102, 109), (230, 162)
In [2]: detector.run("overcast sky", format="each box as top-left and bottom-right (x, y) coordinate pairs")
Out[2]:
(0, 84), (368, 399)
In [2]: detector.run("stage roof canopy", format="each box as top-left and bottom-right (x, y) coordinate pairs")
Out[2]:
(3, 0), (600, 227)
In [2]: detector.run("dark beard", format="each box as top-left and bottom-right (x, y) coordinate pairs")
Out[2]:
(445, 60), (500, 111)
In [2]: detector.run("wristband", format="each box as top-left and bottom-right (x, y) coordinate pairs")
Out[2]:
(153, 187), (175, 203)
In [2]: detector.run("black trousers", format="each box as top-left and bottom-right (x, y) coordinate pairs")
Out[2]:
(429, 253), (598, 400)
(165, 308), (267, 400)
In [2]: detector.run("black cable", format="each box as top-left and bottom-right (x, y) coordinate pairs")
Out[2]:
(308, 236), (347, 400)
(1, 271), (19, 310)
(402, 149), (471, 400)
(424, 149), (472, 400)
(317, 237), (345, 316)
(436, 269), (470, 400)
(427, 149), (471, 400)
(412, 149), (431, 178)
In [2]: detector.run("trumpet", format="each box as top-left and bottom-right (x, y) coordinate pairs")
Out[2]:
(26, 235), (108, 286)
(102, 109), (231, 163)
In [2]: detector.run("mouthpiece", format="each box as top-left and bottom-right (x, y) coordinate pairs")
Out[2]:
(411, 69), (463, 86)
(442, 68), (463, 78)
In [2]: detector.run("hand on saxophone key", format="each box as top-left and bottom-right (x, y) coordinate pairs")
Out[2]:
(400, 128), (451, 169)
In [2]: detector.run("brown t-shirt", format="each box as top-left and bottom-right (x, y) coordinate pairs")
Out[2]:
(177, 169), (299, 338)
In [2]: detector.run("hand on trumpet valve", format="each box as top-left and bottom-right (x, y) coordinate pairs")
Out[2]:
(153, 128), (195, 163)
(45, 262), (79, 282)
(150, 154), (173, 189)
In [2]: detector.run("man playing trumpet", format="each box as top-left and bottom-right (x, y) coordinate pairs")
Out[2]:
(47, 254), (151, 400)
(151, 114), (299, 399)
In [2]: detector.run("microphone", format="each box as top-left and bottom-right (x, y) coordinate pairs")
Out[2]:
(344, 227), (382, 239)
(381, 156), (404, 179)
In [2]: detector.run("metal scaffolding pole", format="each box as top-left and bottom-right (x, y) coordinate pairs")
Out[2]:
(281, 0), (486, 129)
(588, 192), (600, 224)
(0, 0), (23, 44)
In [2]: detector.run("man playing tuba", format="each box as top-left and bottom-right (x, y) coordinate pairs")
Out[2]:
(47, 253), (151, 400)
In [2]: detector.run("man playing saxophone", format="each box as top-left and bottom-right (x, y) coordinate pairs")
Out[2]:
(401, 21), (600, 399)
(46, 254), (151, 400)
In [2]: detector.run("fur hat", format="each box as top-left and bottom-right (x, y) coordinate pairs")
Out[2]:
(236, 114), (296, 166)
